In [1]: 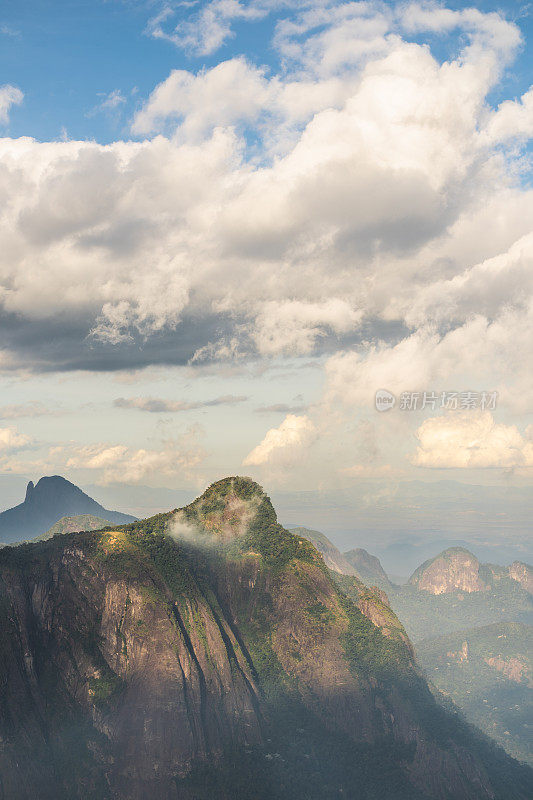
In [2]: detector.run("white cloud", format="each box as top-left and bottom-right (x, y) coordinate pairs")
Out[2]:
(0, 24), (20, 38)
(325, 301), (533, 415)
(0, 84), (23, 124)
(62, 426), (206, 484)
(483, 87), (533, 145)
(146, 0), (267, 56)
(412, 412), (533, 469)
(88, 89), (126, 118)
(253, 299), (361, 355)
(243, 413), (316, 465)
(0, 1), (532, 397)
(132, 58), (270, 137)
(0, 426), (32, 451)
(400, 2), (521, 64)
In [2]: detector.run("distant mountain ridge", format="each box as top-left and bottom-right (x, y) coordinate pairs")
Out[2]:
(0, 476), (136, 543)
(293, 526), (393, 591)
(344, 547), (393, 591)
(290, 526), (358, 575)
(292, 531), (533, 768)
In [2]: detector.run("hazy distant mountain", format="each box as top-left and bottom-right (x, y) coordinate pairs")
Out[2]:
(0, 476), (135, 544)
(389, 548), (533, 642)
(344, 548), (392, 591)
(418, 622), (533, 766)
(290, 526), (357, 574)
(292, 527), (394, 593)
(408, 547), (533, 597)
(35, 514), (112, 541)
(0, 476), (531, 799)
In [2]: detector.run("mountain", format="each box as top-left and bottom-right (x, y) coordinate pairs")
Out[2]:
(379, 550), (533, 766)
(0, 476), (531, 799)
(389, 548), (533, 642)
(36, 514), (112, 541)
(344, 548), (393, 591)
(292, 527), (393, 592)
(0, 476), (136, 543)
(418, 622), (533, 766)
(268, 480), (533, 574)
(409, 547), (488, 595)
(408, 548), (533, 597)
(290, 526), (357, 574)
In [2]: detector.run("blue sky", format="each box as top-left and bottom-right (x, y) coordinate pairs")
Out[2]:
(2, 1), (533, 143)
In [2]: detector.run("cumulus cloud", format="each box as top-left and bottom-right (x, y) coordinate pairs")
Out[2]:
(412, 412), (533, 469)
(243, 413), (316, 465)
(61, 425), (206, 484)
(0, 84), (23, 124)
(400, 2), (521, 60)
(132, 58), (271, 137)
(483, 86), (533, 145)
(325, 300), (533, 415)
(0, 0), (532, 405)
(0, 427), (32, 451)
(253, 299), (361, 355)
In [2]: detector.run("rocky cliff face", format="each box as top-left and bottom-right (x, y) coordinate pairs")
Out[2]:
(0, 478), (531, 800)
(409, 548), (486, 594)
(509, 562), (533, 595)
(408, 548), (533, 597)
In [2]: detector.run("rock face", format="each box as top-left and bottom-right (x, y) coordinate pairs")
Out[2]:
(484, 655), (532, 686)
(0, 475), (136, 544)
(0, 477), (531, 800)
(408, 549), (533, 598)
(509, 562), (533, 595)
(344, 547), (392, 590)
(409, 548), (487, 594)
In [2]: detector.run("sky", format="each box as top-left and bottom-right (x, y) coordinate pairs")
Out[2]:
(0, 0), (532, 528)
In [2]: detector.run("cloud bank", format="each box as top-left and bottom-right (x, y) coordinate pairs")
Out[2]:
(0, 2), (530, 388)
(1, 1), (532, 487)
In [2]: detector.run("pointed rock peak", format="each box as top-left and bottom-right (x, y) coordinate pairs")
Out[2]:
(25, 481), (34, 501)
(185, 476), (276, 539)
